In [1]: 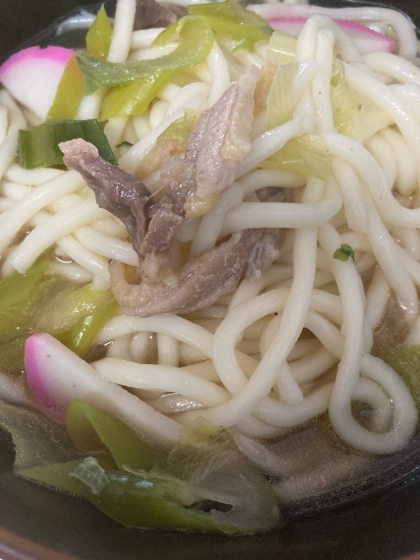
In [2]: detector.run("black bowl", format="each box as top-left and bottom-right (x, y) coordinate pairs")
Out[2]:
(1, 2), (420, 559)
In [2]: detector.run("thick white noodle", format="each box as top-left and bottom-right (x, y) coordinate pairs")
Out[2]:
(107, 0), (136, 63)
(6, 198), (109, 274)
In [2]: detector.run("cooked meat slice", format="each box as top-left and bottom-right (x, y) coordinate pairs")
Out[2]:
(141, 173), (192, 256)
(134, 0), (187, 30)
(110, 229), (269, 317)
(245, 229), (287, 280)
(59, 139), (153, 257)
(186, 66), (260, 199)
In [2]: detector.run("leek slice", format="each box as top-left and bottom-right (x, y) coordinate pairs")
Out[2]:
(86, 4), (113, 61)
(32, 283), (114, 334)
(76, 16), (213, 119)
(18, 119), (117, 169)
(227, 0), (273, 36)
(261, 132), (331, 180)
(5, 403), (280, 533)
(267, 30), (297, 64)
(265, 63), (299, 130)
(331, 65), (362, 135)
(61, 299), (119, 357)
(189, 0), (271, 52)
(47, 55), (85, 121)
(66, 399), (161, 471)
(159, 108), (199, 143)
(0, 257), (47, 335)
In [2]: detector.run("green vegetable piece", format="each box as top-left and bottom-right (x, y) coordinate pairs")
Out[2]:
(189, 0), (271, 52)
(1, 403), (279, 533)
(22, 460), (93, 496)
(0, 329), (32, 374)
(151, 419), (281, 533)
(76, 16), (213, 119)
(70, 457), (110, 494)
(227, 0), (273, 36)
(19, 119), (117, 169)
(333, 244), (355, 262)
(86, 4), (113, 61)
(331, 65), (362, 135)
(378, 345), (420, 410)
(22, 460), (224, 531)
(265, 63), (299, 130)
(31, 283), (114, 334)
(261, 132), (331, 180)
(100, 73), (172, 121)
(66, 399), (160, 471)
(0, 405), (79, 471)
(159, 108), (199, 143)
(0, 257), (47, 334)
(47, 55), (85, 122)
(267, 30), (297, 64)
(62, 299), (119, 357)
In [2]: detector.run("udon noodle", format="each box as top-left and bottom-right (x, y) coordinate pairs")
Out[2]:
(0, 0), (420, 527)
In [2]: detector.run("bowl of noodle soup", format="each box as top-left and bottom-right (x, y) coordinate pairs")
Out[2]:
(1, 0), (420, 558)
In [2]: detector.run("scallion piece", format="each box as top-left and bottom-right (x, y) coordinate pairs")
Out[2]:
(18, 119), (117, 169)
(333, 244), (355, 262)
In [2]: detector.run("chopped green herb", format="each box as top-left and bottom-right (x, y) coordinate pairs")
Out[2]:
(333, 244), (355, 262)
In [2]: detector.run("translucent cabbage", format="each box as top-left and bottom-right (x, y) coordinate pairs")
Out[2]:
(267, 30), (297, 64)
(189, 0), (272, 52)
(159, 107), (199, 143)
(330, 65), (361, 135)
(32, 283), (114, 334)
(347, 97), (392, 145)
(261, 132), (331, 180)
(265, 63), (299, 130)
(70, 457), (110, 495)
